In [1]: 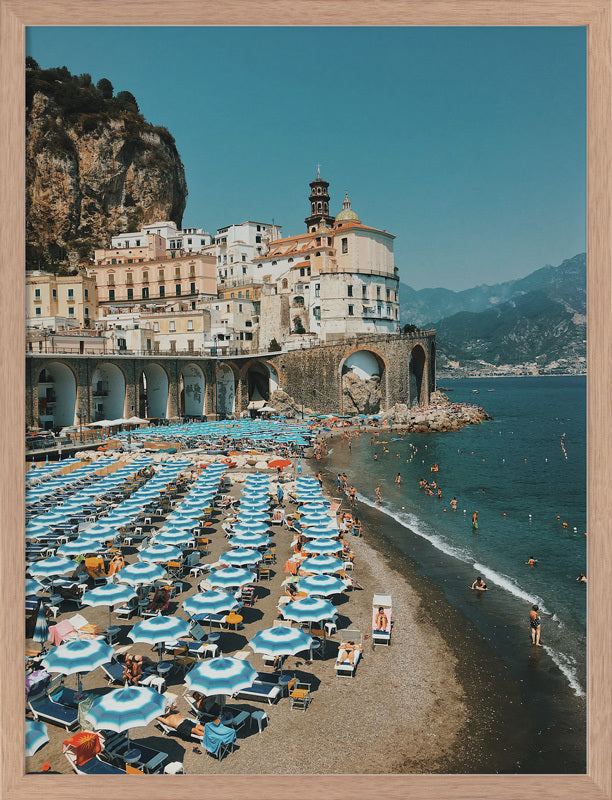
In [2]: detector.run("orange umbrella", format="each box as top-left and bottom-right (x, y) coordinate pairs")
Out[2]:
(268, 458), (292, 470)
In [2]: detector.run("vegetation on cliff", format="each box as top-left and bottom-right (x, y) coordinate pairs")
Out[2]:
(25, 59), (187, 272)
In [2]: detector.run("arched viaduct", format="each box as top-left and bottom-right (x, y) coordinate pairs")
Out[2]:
(25, 331), (436, 428)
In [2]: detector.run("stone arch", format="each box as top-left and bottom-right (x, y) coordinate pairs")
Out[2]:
(240, 359), (280, 405)
(409, 343), (428, 407)
(137, 362), (170, 419)
(339, 348), (387, 415)
(36, 361), (78, 429)
(180, 362), (206, 418)
(215, 363), (237, 418)
(91, 361), (127, 421)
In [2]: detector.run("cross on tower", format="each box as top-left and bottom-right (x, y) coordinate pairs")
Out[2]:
(316, 163), (321, 178)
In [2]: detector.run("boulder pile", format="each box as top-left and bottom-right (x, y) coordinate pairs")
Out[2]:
(381, 392), (492, 432)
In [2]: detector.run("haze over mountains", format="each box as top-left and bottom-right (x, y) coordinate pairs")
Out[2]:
(400, 253), (586, 376)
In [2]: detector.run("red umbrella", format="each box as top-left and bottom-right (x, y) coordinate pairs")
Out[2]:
(268, 458), (292, 470)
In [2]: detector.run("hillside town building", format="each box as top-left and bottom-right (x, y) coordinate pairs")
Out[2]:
(27, 172), (401, 354)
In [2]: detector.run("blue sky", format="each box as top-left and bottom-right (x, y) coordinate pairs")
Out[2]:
(26, 26), (586, 291)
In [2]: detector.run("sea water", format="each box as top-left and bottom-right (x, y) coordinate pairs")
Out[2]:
(325, 376), (587, 704)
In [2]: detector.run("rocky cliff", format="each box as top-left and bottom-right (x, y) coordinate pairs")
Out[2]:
(26, 65), (187, 268)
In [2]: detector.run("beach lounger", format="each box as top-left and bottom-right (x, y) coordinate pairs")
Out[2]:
(101, 732), (169, 773)
(235, 680), (282, 705)
(334, 629), (363, 677)
(100, 658), (126, 686)
(372, 593), (392, 646)
(62, 732), (126, 774)
(28, 691), (79, 730)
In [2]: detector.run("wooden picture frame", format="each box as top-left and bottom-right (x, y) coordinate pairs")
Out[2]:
(1, 1), (610, 798)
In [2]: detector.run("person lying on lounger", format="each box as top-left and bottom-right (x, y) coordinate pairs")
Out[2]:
(156, 711), (205, 741)
(337, 641), (361, 665)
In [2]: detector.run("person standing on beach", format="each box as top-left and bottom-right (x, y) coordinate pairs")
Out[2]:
(317, 471), (323, 488)
(348, 485), (356, 505)
(529, 605), (542, 646)
(337, 474), (342, 490)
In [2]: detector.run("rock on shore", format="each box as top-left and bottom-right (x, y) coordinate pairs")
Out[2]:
(381, 391), (492, 432)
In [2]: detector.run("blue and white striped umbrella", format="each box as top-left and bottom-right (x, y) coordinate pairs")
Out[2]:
(207, 566), (254, 590)
(86, 686), (167, 734)
(32, 603), (49, 649)
(184, 657), (257, 697)
(299, 555), (344, 574)
(82, 582), (138, 626)
(300, 525), (338, 539)
(302, 538), (344, 555)
(56, 537), (104, 557)
(138, 544), (183, 563)
(248, 625), (313, 658)
(296, 574), (346, 596)
(25, 719), (49, 757)
(118, 561), (166, 586)
(229, 532), (271, 549)
(155, 529), (195, 546)
(236, 510), (269, 522)
(42, 638), (114, 693)
(26, 578), (44, 595)
(281, 596), (337, 624)
(299, 503), (330, 514)
(182, 590), (239, 619)
(128, 614), (191, 647)
(219, 547), (262, 567)
(28, 556), (75, 580)
(299, 513), (331, 526)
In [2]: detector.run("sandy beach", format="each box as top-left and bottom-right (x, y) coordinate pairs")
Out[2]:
(26, 430), (527, 775)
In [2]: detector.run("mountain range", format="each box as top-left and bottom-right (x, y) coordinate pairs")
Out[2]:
(399, 253), (586, 376)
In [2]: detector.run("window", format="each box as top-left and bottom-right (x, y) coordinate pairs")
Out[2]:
(256, 236), (262, 243)
(108, 274), (115, 286)
(257, 225), (261, 231)
(153, 322), (159, 332)
(84, 307), (89, 317)
(35, 307), (41, 316)
(169, 341), (176, 353)
(242, 267), (247, 276)
(187, 238), (192, 245)
(175, 267), (181, 279)
(300, 268), (305, 277)
(238, 291), (243, 299)
(241, 254), (246, 262)
(108, 289), (115, 301)
(386, 288), (391, 300)
(126, 273), (133, 285)
(189, 264), (195, 277)
(200, 239), (205, 245)
(142, 287), (149, 299)
(190, 282), (196, 294)
(226, 304), (230, 312)
(175, 285), (181, 296)
(187, 319), (193, 330)
(348, 304), (354, 316)
(111, 258), (117, 265)
(342, 238), (348, 254)
(34, 288), (41, 299)
(68, 307), (74, 316)
(136, 239), (140, 247)
(142, 271), (149, 284)
(313, 306), (321, 321)
(158, 269), (164, 281)
(245, 290), (250, 298)
(238, 303), (243, 312)
(347, 285), (353, 297)
(281, 279), (288, 290)
(362, 285), (367, 298)
(230, 256), (234, 264)
(188, 339), (194, 352)
(376, 285), (381, 298)
(127, 288), (133, 300)
(127, 258), (133, 264)
(169, 321), (176, 332)
(84, 289), (89, 300)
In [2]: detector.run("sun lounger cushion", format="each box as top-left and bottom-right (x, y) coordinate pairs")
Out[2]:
(334, 648), (362, 675)
(29, 694), (79, 729)
(236, 681), (281, 705)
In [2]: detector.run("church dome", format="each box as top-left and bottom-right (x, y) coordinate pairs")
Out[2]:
(335, 192), (360, 223)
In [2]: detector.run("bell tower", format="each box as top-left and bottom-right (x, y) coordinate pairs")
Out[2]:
(305, 165), (335, 233)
